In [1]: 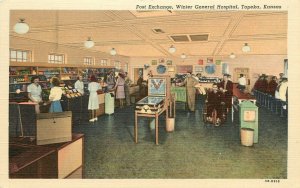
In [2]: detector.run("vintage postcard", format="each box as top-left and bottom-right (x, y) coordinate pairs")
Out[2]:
(1, 0), (300, 188)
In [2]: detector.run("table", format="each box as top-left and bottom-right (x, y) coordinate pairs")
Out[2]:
(231, 85), (256, 122)
(171, 86), (186, 102)
(134, 96), (169, 145)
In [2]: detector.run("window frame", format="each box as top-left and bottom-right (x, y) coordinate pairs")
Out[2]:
(48, 53), (65, 64)
(10, 48), (32, 62)
(84, 56), (95, 65)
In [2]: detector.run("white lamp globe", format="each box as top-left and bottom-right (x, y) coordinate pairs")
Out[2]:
(180, 53), (186, 59)
(84, 37), (94, 48)
(242, 43), (251, 52)
(229, 53), (236, 59)
(110, 48), (117, 56)
(168, 45), (176, 53)
(14, 19), (29, 34)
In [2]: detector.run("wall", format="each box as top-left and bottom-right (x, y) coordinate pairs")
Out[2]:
(10, 36), (130, 71)
(129, 55), (287, 90)
(10, 36), (287, 90)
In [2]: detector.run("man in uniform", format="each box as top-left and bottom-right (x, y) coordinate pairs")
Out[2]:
(183, 71), (198, 112)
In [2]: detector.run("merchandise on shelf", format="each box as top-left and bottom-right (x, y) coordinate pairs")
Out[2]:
(199, 77), (220, 83)
(62, 86), (83, 99)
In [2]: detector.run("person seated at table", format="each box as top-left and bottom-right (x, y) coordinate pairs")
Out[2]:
(217, 74), (233, 110)
(254, 74), (268, 93)
(206, 83), (225, 125)
(267, 76), (278, 96)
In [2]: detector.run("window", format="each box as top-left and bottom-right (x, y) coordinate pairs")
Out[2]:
(84, 57), (95, 65)
(114, 61), (121, 70)
(222, 63), (229, 74)
(284, 59), (288, 76)
(124, 63), (128, 72)
(99, 59), (108, 66)
(10, 49), (31, 62)
(48, 53), (65, 64)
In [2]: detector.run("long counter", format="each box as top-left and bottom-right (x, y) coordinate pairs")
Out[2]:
(9, 133), (84, 179)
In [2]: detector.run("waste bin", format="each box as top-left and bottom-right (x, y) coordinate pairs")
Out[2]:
(105, 92), (114, 114)
(240, 128), (254, 146)
(166, 118), (175, 132)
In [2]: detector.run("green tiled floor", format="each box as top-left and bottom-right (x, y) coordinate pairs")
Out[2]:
(73, 98), (287, 179)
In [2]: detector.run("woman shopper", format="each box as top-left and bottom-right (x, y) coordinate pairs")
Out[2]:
(49, 77), (63, 113)
(88, 75), (101, 122)
(113, 72), (126, 108)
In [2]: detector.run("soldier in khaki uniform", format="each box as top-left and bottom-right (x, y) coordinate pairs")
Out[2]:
(183, 72), (198, 112)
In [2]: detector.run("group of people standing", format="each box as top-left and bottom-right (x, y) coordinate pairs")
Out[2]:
(27, 76), (63, 114)
(180, 73), (233, 113)
(87, 71), (132, 122)
(252, 73), (288, 103)
(27, 70), (133, 123)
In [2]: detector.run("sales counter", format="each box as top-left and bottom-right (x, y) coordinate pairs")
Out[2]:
(171, 86), (186, 102)
(96, 92), (105, 116)
(9, 133), (84, 179)
(129, 85), (139, 95)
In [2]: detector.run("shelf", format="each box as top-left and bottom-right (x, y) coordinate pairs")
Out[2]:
(39, 73), (60, 75)
(61, 73), (78, 75)
(61, 79), (77, 81)
(10, 91), (28, 94)
(9, 82), (31, 84)
(9, 74), (38, 76)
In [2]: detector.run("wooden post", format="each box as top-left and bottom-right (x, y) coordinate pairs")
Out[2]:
(135, 111), (138, 143)
(155, 113), (158, 145)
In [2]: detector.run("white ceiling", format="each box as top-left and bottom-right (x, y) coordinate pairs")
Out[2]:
(10, 10), (287, 58)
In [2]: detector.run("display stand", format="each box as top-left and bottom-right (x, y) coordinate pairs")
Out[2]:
(134, 75), (175, 145)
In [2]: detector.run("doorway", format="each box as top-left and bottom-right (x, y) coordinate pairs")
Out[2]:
(133, 68), (143, 84)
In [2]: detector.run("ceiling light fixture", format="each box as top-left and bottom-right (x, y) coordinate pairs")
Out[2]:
(229, 53), (236, 59)
(84, 37), (95, 48)
(110, 48), (117, 56)
(168, 45), (176, 53)
(14, 18), (29, 34)
(242, 43), (251, 52)
(180, 53), (186, 59)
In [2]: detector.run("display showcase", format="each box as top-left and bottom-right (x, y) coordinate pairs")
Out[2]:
(135, 76), (175, 145)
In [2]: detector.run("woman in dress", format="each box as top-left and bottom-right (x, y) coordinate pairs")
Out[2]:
(88, 75), (101, 122)
(49, 77), (63, 113)
(114, 72), (126, 108)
